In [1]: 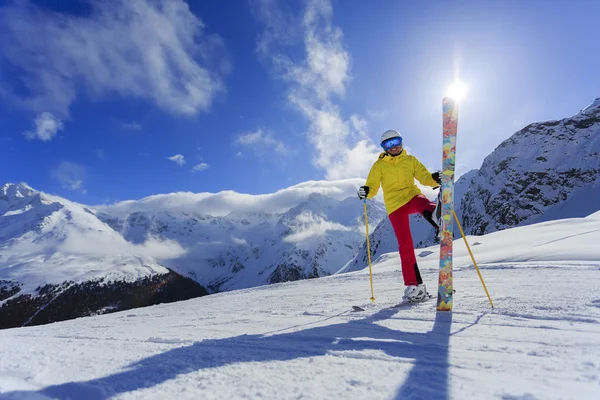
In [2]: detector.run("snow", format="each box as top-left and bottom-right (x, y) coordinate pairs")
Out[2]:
(581, 97), (600, 114)
(1, 213), (600, 399)
(0, 186), (173, 296)
(0, 182), (389, 301)
(459, 98), (600, 235)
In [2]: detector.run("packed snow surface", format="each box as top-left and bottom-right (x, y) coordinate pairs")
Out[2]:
(1, 212), (600, 399)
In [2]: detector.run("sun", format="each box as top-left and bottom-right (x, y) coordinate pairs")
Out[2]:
(445, 80), (468, 102)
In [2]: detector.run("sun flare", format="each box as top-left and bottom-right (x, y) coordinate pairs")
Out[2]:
(446, 80), (468, 102)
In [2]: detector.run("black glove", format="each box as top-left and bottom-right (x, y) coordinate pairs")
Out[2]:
(432, 171), (441, 185)
(357, 186), (369, 200)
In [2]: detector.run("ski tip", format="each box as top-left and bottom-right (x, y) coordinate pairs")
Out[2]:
(352, 306), (365, 312)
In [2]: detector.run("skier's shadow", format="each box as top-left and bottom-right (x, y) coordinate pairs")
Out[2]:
(3, 308), (452, 400)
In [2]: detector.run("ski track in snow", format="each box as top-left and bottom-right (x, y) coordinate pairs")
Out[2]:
(1, 260), (600, 400)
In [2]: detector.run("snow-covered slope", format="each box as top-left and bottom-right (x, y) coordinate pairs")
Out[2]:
(1, 212), (599, 399)
(461, 98), (600, 234)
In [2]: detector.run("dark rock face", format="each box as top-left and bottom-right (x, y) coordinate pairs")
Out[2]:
(0, 270), (208, 330)
(268, 262), (319, 284)
(0, 280), (21, 301)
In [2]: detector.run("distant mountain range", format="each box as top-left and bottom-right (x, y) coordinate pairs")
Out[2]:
(95, 191), (387, 292)
(2, 98), (599, 329)
(0, 181), (387, 329)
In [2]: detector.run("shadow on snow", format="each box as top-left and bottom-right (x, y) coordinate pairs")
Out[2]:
(3, 308), (453, 400)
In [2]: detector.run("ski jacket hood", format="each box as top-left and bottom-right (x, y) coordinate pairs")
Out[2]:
(364, 150), (438, 215)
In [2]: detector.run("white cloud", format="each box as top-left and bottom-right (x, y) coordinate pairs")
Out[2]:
(23, 112), (63, 141)
(231, 236), (248, 246)
(50, 161), (87, 193)
(92, 178), (370, 217)
(121, 122), (142, 131)
(251, 0), (379, 179)
(235, 128), (287, 155)
(192, 163), (209, 172)
(168, 154), (186, 166)
(0, 0), (229, 117)
(196, 241), (227, 247)
(58, 229), (187, 260)
(350, 114), (368, 138)
(283, 211), (351, 243)
(323, 139), (382, 181)
(251, 0), (302, 56)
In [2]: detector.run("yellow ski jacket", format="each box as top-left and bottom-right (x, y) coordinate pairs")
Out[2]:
(364, 151), (438, 215)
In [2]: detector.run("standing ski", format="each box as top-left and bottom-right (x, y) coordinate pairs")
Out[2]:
(437, 97), (459, 311)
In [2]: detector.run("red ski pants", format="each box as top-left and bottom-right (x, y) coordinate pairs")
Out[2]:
(388, 194), (436, 286)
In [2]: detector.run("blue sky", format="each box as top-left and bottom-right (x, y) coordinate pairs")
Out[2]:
(1, 0), (598, 205)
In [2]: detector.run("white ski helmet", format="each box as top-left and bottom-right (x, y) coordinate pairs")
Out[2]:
(380, 129), (402, 144)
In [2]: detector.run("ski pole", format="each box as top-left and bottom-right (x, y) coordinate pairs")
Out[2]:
(452, 210), (494, 308)
(363, 199), (376, 302)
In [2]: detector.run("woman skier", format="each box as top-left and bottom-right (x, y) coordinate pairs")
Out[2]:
(358, 129), (441, 302)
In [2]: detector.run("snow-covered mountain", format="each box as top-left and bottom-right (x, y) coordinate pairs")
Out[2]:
(97, 192), (387, 292)
(0, 182), (387, 328)
(0, 183), (208, 329)
(460, 98), (600, 234)
(0, 183), (173, 289)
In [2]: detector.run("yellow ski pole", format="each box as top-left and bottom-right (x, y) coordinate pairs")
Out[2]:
(452, 210), (494, 308)
(363, 199), (376, 302)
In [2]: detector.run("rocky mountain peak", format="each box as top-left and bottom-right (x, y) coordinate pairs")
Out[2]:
(580, 97), (600, 115)
(460, 97), (600, 234)
(0, 182), (54, 215)
(1, 182), (36, 201)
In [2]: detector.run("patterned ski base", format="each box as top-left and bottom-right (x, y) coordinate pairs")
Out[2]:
(437, 97), (459, 312)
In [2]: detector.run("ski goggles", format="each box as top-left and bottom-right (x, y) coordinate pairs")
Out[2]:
(381, 137), (402, 150)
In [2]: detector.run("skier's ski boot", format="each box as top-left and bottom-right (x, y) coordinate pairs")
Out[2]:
(403, 284), (429, 303)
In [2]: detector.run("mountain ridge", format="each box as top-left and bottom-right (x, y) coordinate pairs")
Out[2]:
(460, 97), (600, 234)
